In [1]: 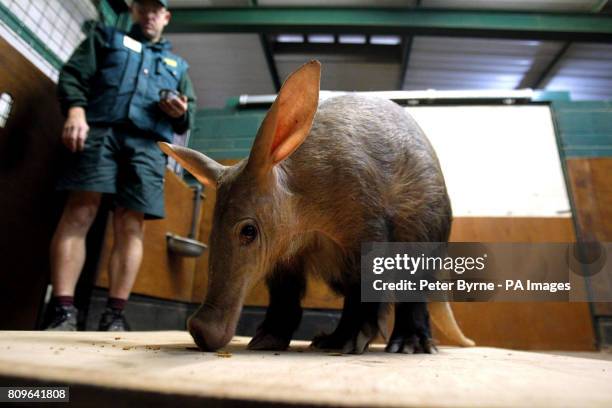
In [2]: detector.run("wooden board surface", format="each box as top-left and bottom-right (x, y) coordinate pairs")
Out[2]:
(0, 331), (611, 407)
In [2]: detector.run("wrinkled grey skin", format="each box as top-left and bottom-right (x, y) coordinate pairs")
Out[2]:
(161, 66), (474, 353)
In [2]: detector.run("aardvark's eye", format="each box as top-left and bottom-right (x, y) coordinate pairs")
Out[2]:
(239, 224), (258, 246)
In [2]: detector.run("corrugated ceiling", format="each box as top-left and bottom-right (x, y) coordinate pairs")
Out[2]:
(546, 43), (612, 100)
(165, 0), (612, 107)
(403, 37), (565, 91)
(166, 33), (275, 107)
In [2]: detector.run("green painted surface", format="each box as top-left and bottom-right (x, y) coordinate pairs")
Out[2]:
(532, 91), (571, 102)
(98, 0), (118, 26)
(98, 0), (132, 30)
(115, 12), (133, 31)
(190, 108), (265, 160)
(167, 7), (612, 41)
(191, 100), (612, 161)
(551, 101), (612, 158)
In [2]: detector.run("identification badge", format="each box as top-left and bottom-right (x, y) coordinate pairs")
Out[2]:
(123, 35), (142, 53)
(164, 58), (178, 67)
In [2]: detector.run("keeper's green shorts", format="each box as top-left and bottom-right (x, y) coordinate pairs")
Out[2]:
(57, 125), (167, 219)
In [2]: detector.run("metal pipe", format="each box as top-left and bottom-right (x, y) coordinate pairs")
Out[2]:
(238, 89), (535, 108)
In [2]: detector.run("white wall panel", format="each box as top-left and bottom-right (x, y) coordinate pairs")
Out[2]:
(406, 105), (570, 217)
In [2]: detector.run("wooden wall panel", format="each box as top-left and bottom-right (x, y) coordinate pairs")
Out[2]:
(96, 171), (202, 302)
(441, 302), (595, 350)
(566, 158), (612, 317)
(0, 38), (65, 329)
(443, 216), (595, 350)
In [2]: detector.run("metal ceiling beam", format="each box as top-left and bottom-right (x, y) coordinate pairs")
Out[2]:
(249, 0), (281, 93)
(398, 0), (420, 90)
(593, 0), (610, 13)
(529, 42), (572, 90)
(166, 8), (612, 42)
(397, 36), (414, 90)
(102, 0), (128, 14)
(260, 35), (281, 92)
(516, 1), (608, 90)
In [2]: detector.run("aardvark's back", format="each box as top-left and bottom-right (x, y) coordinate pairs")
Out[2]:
(284, 94), (452, 244)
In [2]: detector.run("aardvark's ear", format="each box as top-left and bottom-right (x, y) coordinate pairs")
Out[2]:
(158, 142), (226, 189)
(246, 60), (321, 176)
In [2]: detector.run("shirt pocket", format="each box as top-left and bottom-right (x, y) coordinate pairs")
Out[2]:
(154, 57), (180, 91)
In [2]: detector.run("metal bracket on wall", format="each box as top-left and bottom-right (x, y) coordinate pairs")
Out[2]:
(0, 93), (13, 128)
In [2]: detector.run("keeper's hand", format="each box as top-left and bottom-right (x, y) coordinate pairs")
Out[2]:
(159, 95), (188, 118)
(62, 107), (89, 152)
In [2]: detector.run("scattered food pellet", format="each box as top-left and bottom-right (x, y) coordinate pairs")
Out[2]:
(122, 346), (132, 351)
(274, 352), (280, 356)
(145, 345), (161, 351)
(114, 337), (122, 340)
(216, 351), (232, 358)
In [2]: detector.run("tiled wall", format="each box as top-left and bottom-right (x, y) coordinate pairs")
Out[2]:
(0, 0), (98, 81)
(551, 101), (612, 158)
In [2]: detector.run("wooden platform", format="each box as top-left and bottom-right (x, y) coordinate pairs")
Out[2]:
(0, 331), (611, 407)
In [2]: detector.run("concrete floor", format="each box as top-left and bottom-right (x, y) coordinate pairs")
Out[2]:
(0, 331), (611, 407)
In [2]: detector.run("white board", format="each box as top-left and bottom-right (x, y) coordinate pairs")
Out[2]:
(406, 105), (571, 217)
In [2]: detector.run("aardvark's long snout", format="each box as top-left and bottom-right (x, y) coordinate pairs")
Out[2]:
(187, 303), (242, 351)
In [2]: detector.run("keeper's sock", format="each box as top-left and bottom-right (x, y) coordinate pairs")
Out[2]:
(53, 296), (74, 307)
(106, 297), (127, 312)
